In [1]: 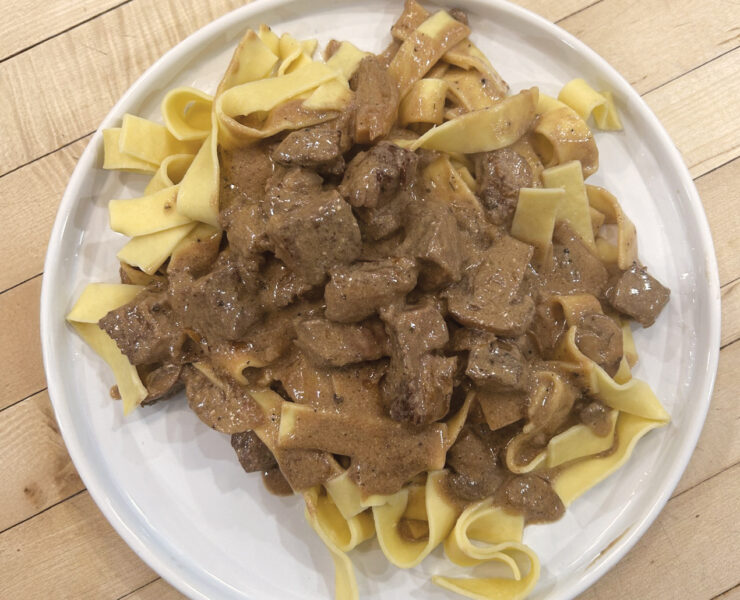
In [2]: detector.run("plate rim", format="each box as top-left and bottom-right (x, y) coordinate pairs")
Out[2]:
(39, 1), (722, 599)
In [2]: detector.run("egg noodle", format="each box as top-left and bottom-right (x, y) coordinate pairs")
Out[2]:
(67, 2), (669, 599)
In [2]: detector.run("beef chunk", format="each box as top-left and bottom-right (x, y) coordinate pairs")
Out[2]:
(220, 201), (269, 260)
(258, 257), (315, 310)
(231, 431), (277, 472)
(446, 426), (507, 501)
(497, 474), (565, 523)
(266, 191), (362, 285)
(325, 258), (418, 322)
(272, 112), (352, 173)
(294, 318), (388, 368)
(179, 253), (263, 342)
(606, 263), (670, 327)
(476, 390), (525, 431)
(351, 56), (399, 144)
(339, 142), (417, 209)
(219, 144), (275, 211)
(466, 338), (528, 392)
(542, 222), (608, 297)
(402, 198), (464, 290)
(357, 195), (410, 240)
(475, 148), (533, 226)
(141, 363), (183, 405)
(182, 366), (263, 434)
(263, 166), (324, 218)
(529, 299), (567, 357)
(445, 234), (535, 336)
(575, 312), (623, 376)
(99, 289), (186, 365)
(380, 301), (454, 425)
(579, 400), (613, 436)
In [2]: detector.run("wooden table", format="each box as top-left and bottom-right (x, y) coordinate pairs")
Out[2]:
(1, 1), (738, 598)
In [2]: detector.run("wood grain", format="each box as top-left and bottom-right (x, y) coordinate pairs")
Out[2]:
(120, 578), (186, 600)
(0, 390), (83, 532)
(0, 491), (155, 600)
(0, 276), (45, 410)
(0, 0), (125, 59)
(721, 281), (740, 348)
(559, 0), (740, 94)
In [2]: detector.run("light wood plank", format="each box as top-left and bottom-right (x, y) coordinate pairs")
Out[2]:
(0, 276), (45, 410)
(120, 578), (186, 600)
(0, 138), (88, 293)
(697, 157), (740, 287)
(643, 48), (740, 178)
(0, 0), (246, 175)
(512, 0), (598, 23)
(578, 463), (740, 600)
(0, 390), (83, 532)
(0, 491), (155, 600)
(716, 584), (740, 600)
(673, 340), (740, 496)
(721, 280), (740, 348)
(0, 0), (125, 60)
(560, 0), (740, 94)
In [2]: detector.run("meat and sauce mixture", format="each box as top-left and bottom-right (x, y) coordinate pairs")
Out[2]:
(99, 35), (669, 523)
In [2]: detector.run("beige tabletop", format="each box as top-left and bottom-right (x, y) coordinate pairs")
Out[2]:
(0, 1), (739, 599)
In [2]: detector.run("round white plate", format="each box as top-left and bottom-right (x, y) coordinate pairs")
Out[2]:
(40, 1), (721, 599)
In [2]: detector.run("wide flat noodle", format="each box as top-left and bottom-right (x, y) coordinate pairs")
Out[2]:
(546, 409), (618, 468)
(161, 87), (213, 141)
(533, 105), (598, 177)
(541, 160), (596, 249)
(398, 78), (448, 126)
(102, 128), (157, 173)
(117, 222), (196, 275)
(444, 68), (501, 112)
(510, 187), (564, 263)
(66, 283), (147, 414)
(558, 78), (623, 131)
(442, 41), (509, 99)
(109, 185), (192, 237)
(175, 124), (220, 226)
(119, 114), (200, 166)
(374, 471), (460, 568)
(325, 41), (369, 80)
(411, 87), (538, 153)
(144, 153), (195, 194)
(586, 184), (638, 269)
(433, 500), (540, 600)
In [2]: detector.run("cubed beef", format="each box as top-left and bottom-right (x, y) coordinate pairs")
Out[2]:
(356, 195), (409, 240)
(179, 253), (263, 342)
(182, 365), (263, 434)
(325, 258), (418, 322)
(351, 56), (399, 144)
(605, 263), (670, 327)
(99, 289), (186, 365)
(266, 191), (362, 285)
(575, 312), (623, 376)
(445, 234), (535, 336)
(401, 198), (464, 290)
(231, 430), (277, 472)
(141, 363), (182, 405)
(579, 400), (613, 436)
(529, 300), (567, 357)
(445, 426), (506, 501)
(380, 301), (449, 357)
(476, 390), (525, 431)
(466, 338), (528, 392)
(339, 142), (417, 208)
(263, 166), (324, 218)
(475, 148), (533, 226)
(258, 257), (315, 310)
(294, 318), (388, 368)
(541, 222), (608, 297)
(497, 474), (565, 523)
(220, 201), (270, 259)
(272, 112), (352, 173)
(219, 144), (275, 211)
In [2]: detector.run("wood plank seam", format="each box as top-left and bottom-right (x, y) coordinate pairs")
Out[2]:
(554, 0), (604, 23)
(720, 333), (739, 352)
(0, 488), (85, 536)
(712, 581), (740, 599)
(0, 272), (43, 299)
(0, 1), (134, 66)
(116, 576), (161, 600)
(0, 131), (92, 181)
(0, 386), (48, 416)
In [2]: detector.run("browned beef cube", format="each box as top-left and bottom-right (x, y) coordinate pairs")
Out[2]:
(541, 222), (608, 297)
(266, 191), (362, 285)
(219, 144), (274, 210)
(231, 431), (277, 473)
(380, 301), (449, 357)
(475, 148), (533, 226)
(574, 313), (623, 376)
(272, 112), (352, 171)
(220, 200), (269, 259)
(445, 425), (506, 501)
(294, 318), (388, 368)
(263, 166), (324, 218)
(325, 258), (418, 322)
(339, 142), (417, 208)
(141, 363), (182, 405)
(351, 56), (399, 144)
(356, 194), (409, 240)
(99, 290), (186, 365)
(466, 338), (528, 392)
(402, 199), (464, 290)
(445, 234), (535, 336)
(606, 263), (670, 327)
(258, 257), (315, 310)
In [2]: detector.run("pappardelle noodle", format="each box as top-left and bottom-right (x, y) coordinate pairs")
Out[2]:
(67, 2), (671, 598)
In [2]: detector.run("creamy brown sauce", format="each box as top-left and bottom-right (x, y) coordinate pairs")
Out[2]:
(97, 3), (670, 525)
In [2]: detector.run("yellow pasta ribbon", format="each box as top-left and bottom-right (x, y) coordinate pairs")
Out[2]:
(144, 153), (195, 194)
(586, 184), (638, 270)
(119, 114), (200, 166)
(533, 105), (598, 177)
(117, 222), (196, 275)
(558, 78), (623, 131)
(161, 87), (213, 141)
(434, 500), (540, 600)
(102, 128), (157, 173)
(541, 160), (596, 250)
(398, 78), (448, 126)
(510, 187), (565, 262)
(411, 87), (538, 153)
(109, 185), (191, 237)
(373, 471), (460, 568)
(325, 41), (368, 80)
(66, 283), (146, 415)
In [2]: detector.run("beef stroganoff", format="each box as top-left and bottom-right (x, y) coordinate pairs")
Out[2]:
(66, 2), (671, 598)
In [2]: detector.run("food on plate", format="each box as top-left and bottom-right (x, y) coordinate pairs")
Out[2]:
(66, 1), (671, 598)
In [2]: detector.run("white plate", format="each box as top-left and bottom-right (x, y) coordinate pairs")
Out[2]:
(40, 1), (721, 599)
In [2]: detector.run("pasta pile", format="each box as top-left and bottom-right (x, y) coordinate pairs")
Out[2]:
(67, 2), (668, 599)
